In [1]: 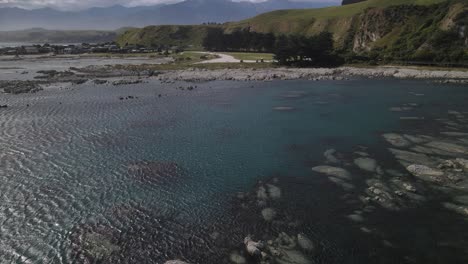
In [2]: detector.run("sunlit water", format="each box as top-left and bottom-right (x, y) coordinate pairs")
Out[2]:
(0, 79), (467, 263)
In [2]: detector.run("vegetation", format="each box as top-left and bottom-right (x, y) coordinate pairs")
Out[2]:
(203, 29), (341, 66)
(116, 0), (466, 67)
(117, 25), (216, 50)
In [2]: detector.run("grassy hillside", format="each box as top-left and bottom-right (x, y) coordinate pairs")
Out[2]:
(226, 0), (449, 38)
(116, 25), (217, 49)
(115, 0), (466, 64)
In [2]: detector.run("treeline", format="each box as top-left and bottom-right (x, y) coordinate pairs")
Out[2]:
(203, 28), (276, 52)
(202, 28), (342, 67)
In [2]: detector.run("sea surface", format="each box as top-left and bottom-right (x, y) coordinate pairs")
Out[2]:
(0, 79), (468, 263)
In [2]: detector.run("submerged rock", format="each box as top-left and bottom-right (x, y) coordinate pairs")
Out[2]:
(257, 186), (268, 200)
(127, 160), (182, 185)
(347, 213), (364, 222)
(276, 249), (312, 264)
(267, 184), (282, 199)
(229, 252), (246, 264)
(244, 237), (265, 257)
(354, 157), (378, 172)
(297, 234), (314, 252)
(274, 106), (295, 111)
(312, 165), (351, 180)
(407, 164), (444, 179)
(426, 141), (468, 154)
(383, 133), (411, 148)
(328, 176), (355, 190)
(262, 208), (277, 221)
(165, 260), (190, 264)
(324, 149), (339, 163)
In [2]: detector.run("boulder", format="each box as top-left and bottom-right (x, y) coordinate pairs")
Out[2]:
(244, 237), (265, 257)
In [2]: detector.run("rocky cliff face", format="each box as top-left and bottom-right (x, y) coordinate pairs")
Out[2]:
(350, 2), (467, 53)
(352, 8), (403, 51)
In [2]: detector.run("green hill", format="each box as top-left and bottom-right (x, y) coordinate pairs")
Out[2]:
(226, 0), (465, 49)
(116, 0), (467, 62)
(116, 25), (218, 49)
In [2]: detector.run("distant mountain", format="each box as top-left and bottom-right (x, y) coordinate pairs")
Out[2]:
(0, 28), (117, 43)
(0, 0), (337, 31)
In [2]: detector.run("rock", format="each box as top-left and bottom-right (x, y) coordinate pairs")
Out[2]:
(93, 79), (108, 84)
(312, 165), (351, 180)
(244, 237), (264, 257)
(112, 79), (143, 86)
(266, 184), (282, 199)
(328, 176), (355, 190)
(274, 106), (295, 111)
(402, 182), (417, 192)
(297, 234), (314, 252)
(257, 186), (268, 200)
(347, 214), (364, 222)
(324, 149), (339, 163)
(426, 141), (468, 154)
(261, 208), (277, 221)
(354, 157), (378, 172)
(276, 249), (312, 264)
(210, 231), (220, 240)
(165, 261), (190, 264)
(355, 151), (369, 156)
(438, 160), (463, 171)
(455, 158), (468, 170)
(389, 148), (437, 167)
(229, 252), (246, 264)
(275, 232), (297, 249)
(407, 164), (443, 177)
(383, 133), (411, 147)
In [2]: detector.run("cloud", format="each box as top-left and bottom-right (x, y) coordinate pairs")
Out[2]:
(0, 0), (179, 10)
(0, 0), (336, 10)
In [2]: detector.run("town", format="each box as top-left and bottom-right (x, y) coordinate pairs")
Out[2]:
(0, 42), (176, 55)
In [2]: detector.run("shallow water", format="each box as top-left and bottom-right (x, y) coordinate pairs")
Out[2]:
(1, 79), (468, 263)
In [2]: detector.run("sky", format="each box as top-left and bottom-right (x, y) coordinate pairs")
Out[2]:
(0, 0), (337, 10)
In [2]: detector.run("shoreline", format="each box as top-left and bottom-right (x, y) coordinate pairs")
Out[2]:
(1, 64), (468, 94)
(155, 66), (468, 82)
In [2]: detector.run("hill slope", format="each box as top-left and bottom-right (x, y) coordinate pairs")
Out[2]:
(226, 0), (467, 54)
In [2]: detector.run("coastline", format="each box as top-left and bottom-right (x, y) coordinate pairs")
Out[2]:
(2, 62), (468, 94)
(155, 66), (468, 82)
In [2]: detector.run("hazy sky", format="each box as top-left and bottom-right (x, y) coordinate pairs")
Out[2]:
(0, 0), (338, 10)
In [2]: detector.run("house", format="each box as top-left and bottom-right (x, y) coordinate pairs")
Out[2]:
(23, 46), (39, 54)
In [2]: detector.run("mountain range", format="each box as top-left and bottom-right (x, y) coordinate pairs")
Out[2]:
(0, 0), (337, 31)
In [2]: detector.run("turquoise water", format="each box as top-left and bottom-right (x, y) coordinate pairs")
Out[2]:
(0, 79), (468, 263)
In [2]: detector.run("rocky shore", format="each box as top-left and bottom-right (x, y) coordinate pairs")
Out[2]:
(1, 64), (467, 94)
(156, 67), (468, 82)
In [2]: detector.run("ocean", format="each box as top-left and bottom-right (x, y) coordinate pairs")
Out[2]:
(0, 79), (467, 263)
